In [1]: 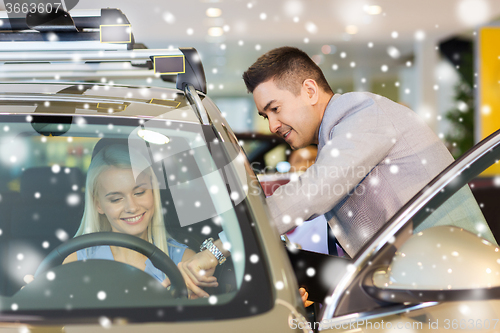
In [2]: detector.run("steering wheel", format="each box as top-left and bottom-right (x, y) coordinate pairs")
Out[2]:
(34, 232), (188, 298)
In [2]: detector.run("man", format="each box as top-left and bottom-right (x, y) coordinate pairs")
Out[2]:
(179, 46), (494, 299)
(241, 46), (494, 257)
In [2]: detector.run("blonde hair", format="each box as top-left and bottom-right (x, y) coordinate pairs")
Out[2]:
(75, 144), (170, 256)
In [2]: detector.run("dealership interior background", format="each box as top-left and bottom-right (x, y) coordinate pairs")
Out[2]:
(3, 0), (500, 161)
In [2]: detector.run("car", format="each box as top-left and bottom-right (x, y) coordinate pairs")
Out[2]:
(0, 7), (308, 331)
(1, 7), (500, 333)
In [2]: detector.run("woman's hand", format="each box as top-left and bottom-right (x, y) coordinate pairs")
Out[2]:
(20, 274), (35, 290)
(177, 249), (219, 298)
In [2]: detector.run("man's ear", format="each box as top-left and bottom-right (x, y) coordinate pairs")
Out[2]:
(302, 79), (319, 105)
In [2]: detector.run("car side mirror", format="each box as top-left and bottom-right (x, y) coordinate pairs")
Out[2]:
(362, 226), (500, 303)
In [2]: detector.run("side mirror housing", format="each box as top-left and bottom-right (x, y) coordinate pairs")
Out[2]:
(363, 226), (500, 303)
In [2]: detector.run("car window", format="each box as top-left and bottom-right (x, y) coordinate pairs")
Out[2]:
(414, 184), (495, 242)
(237, 135), (288, 173)
(0, 107), (273, 320)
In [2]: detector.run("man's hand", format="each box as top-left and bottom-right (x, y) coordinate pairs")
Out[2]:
(299, 287), (314, 307)
(177, 250), (219, 298)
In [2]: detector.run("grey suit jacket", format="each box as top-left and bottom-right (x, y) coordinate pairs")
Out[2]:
(266, 92), (494, 257)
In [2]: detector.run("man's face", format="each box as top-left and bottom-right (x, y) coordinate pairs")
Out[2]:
(253, 79), (321, 150)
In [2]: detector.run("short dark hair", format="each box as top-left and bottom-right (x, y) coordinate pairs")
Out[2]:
(242, 46), (332, 95)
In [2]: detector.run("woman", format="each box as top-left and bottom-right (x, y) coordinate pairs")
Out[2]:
(61, 143), (218, 297)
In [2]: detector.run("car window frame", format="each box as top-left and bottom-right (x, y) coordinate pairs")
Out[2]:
(0, 113), (275, 323)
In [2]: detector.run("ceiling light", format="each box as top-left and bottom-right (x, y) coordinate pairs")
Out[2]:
(137, 129), (170, 145)
(206, 8), (222, 17)
(364, 5), (382, 15)
(208, 27), (224, 37)
(345, 25), (358, 35)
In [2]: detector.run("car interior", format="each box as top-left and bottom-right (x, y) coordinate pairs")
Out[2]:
(0, 117), (236, 301)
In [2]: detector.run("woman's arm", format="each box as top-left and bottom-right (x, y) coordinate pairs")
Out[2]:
(177, 239), (227, 287)
(62, 252), (78, 264)
(24, 252), (78, 286)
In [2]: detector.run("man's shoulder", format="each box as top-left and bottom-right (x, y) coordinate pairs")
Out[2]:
(336, 91), (391, 103)
(325, 91), (386, 116)
(329, 91), (409, 116)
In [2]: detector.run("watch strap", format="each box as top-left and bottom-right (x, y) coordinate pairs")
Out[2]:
(200, 237), (226, 265)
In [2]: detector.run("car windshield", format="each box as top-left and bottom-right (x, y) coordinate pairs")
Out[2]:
(0, 103), (273, 321)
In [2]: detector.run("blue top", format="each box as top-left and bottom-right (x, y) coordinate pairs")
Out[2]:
(76, 238), (188, 283)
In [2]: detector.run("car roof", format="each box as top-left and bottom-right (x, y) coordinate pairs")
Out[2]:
(0, 82), (201, 123)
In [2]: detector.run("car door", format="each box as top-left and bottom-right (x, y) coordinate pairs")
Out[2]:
(314, 128), (500, 332)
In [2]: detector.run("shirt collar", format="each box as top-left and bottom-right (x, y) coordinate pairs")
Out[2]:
(318, 93), (341, 142)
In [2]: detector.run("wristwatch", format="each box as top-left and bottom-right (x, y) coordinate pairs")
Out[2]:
(200, 237), (226, 265)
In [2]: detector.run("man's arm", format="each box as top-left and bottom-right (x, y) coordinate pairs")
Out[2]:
(267, 93), (398, 234)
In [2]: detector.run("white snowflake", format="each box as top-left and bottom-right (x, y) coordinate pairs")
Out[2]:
(46, 271), (56, 281)
(311, 234), (320, 243)
(305, 22), (317, 34)
(201, 226), (211, 235)
(55, 229), (69, 241)
(230, 191), (240, 201)
(387, 46), (400, 58)
(414, 30), (426, 41)
(66, 194), (80, 206)
(97, 291), (107, 300)
(275, 281), (284, 290)
(99, 316), (112, 328)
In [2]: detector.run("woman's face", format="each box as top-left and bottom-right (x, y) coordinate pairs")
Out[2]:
(95, 167), (155, 240)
